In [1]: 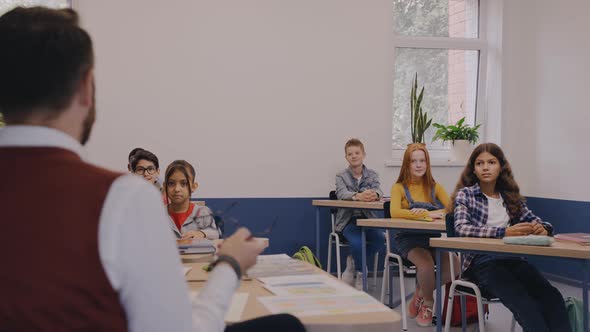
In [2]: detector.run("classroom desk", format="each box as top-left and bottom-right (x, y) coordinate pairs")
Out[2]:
(357, 218), (446, 292)
(311, 200), (384, 259)
(185, 260), (401, 332)
(430, 237), (590, 332)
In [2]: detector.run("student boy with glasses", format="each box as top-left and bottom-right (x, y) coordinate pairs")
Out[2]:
(130, 149), (162, 191)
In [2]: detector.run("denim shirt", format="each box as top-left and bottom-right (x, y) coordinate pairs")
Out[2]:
(454, 183), (553, 271)
(334, 165), (383, 232)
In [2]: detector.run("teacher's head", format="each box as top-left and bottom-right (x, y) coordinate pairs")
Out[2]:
(0, 7), (95, 144)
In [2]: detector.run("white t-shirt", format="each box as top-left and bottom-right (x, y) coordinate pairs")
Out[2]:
(485, 194), (510, 228)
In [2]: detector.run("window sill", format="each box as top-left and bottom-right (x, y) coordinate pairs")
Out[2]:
(384, 160), (466, 167)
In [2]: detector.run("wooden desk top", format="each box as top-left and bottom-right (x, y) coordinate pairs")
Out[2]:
(186, 264), (401, 331)
(312, 199), (384, 210)
(357, 218), (446, 231)
(430, 237), (590, 259)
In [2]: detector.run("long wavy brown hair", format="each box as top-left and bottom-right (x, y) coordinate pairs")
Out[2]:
(396, 143), (436, 202)
(449, 143), (525, 217)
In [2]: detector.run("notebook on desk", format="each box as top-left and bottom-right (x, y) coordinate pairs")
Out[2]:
(554, 233), (590, 245)
(177, 239), (216, 254)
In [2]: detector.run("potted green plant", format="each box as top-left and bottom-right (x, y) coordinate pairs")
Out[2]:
(0, 113), (4, 128)
(432, 117), (481, 161)
(410, 73), (432, 145)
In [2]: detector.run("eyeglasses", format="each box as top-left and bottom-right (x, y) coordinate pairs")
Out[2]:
(134, 166), (158, 175)
(213, 201), (278, 238)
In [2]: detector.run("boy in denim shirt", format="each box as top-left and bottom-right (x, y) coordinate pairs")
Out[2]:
(335, 138), (384, 288)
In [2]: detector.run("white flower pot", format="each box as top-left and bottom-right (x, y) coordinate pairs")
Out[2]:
(451, 140), (473, 162)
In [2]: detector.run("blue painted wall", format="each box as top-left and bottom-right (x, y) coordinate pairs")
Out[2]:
(525, 197), (590, 282)
(201, 196), (590, 281)
(202, 197), (384, 272)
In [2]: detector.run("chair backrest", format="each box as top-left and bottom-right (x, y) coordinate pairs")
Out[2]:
(329, 190), (338, 213)
(445, 212), (463, 280)
(213, 215), (224, 238)
(329, 190), (338, 232)
(384, 201), (391, 218)
(445, 213), (457, 238)
(383, 201), (392, 253)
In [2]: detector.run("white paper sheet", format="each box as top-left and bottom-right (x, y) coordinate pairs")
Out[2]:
(258, 293), (390, 317)
(258, 274), (358, 297)
(247, 254), (315, 278)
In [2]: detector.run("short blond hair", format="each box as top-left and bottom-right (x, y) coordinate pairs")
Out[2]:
(344, 138), (365, 153)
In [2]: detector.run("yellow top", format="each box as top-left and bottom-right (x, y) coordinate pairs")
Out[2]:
(390, 181), (450, 220)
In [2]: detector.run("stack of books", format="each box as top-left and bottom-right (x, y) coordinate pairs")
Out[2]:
(554, 233), (590, 246)
(177, 238), (216, 254)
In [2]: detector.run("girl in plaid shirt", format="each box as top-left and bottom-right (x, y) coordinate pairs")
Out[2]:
(450, 143), (569, 332)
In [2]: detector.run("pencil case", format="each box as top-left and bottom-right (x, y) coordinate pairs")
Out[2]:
(502, 235), (553, 246)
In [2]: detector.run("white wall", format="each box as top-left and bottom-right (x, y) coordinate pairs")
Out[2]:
(75, 0), (462, 198)
(502, 0), (590, 202)
(75, 0), (589, 201)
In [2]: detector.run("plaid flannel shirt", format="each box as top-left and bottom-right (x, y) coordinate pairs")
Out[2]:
(454, 184), (553, 271)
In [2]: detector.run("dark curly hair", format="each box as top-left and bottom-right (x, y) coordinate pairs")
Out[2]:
(450, 143), (525, 218)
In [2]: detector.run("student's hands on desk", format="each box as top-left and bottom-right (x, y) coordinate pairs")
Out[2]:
(532, 221), (548, 235)
(409, 209), (444, 221)
(217, 228), (266, 273)
(505, 222), (548, 237)
(356, 190), (379, 202)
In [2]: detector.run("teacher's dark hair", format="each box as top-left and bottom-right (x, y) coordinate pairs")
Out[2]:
(0, 7), (93, 122)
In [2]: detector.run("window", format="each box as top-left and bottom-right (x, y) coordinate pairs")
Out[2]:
(0, 0), (69, 15)
(391, 0), (486, 159)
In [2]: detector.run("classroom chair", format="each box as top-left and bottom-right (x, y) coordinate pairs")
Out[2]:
(444, 214), (516, 332)
(213, 215), (224, 239)
(326, 191), (378, 285)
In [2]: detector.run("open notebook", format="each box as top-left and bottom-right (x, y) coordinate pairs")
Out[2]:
(555, 233), (590, 245)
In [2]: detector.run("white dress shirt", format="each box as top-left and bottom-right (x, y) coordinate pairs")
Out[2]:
(0, 125), (239, 332)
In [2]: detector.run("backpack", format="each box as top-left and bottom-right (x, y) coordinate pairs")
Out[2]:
(442, 283), (489, 326)
(292, 246), (322, 269)
(565, 296), (584, 332)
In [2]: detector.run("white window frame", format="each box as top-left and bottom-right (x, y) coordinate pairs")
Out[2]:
(387, 0), (501, 166)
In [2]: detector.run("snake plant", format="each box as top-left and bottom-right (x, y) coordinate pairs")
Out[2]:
(410, 73), (432, 144)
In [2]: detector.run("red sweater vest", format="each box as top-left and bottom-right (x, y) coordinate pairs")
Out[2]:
(0, 147), (128, 331)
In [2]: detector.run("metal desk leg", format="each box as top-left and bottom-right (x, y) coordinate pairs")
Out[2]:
(315, 207), (320, 259)
(362, 227), (368, 292)
(436, 248), (442, 332)
(584, 259), (589, 332)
